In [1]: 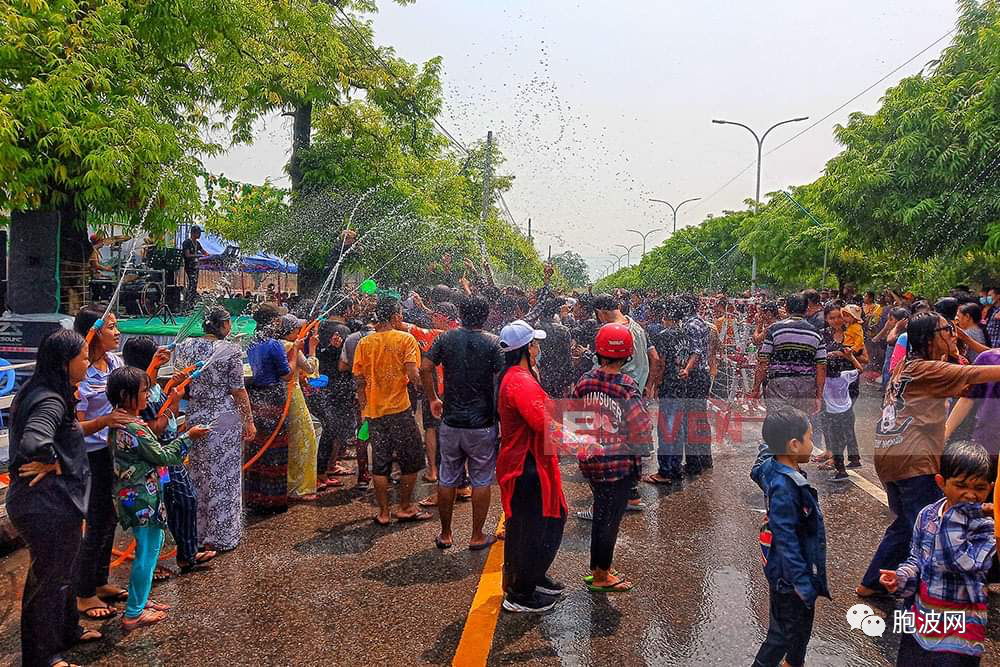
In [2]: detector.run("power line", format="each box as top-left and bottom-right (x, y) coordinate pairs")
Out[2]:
(689, 27), (957, 216)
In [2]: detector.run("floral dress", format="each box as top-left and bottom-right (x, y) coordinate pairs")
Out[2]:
(175, 337), (246, 550)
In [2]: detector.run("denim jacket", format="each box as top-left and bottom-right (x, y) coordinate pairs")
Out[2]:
(751, 442), (830, 606)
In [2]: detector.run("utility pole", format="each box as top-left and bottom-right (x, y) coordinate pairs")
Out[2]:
(479, 131), (493, 268)
(527, 217), (532, 243)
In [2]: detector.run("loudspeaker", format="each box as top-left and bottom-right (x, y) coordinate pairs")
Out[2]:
(7, 211), (60, 314)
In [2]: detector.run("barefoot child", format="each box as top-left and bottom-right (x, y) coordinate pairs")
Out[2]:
(106, 367), (209, 632)
(750, 408), (829, 667)
(880, 440), (996, 666)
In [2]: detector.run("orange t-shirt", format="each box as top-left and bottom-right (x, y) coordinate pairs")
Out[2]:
(352, 329), (420, 419)
(843, 322), (864, 354)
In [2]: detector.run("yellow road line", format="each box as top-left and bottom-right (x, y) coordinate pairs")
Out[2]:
(452, 517), (506, 667)
(847, 470), (888, 507)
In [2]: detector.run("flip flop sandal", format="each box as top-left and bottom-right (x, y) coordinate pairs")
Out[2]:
(435, 535), (452, 550)
(145, 600), (172, 612)
(468, 535), (497, 551)
(329, 465), (352, 476)
(583, 569), (622, 583)
(586, 576), (634, 593)
(81, 605), (117, 620)
(641, 474), (672, 485)
(373, 516), (392, 527)
(153, 567), (173, 582)
(122, 609), (166, 633)
(417, 496), (438, 508)
(194, 550), (217, 563)
(76, 627), (103, 644)
(396, 510), (433, 523)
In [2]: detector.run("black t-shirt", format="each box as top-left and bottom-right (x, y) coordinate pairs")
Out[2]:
(427, 327), (504, 429)
(653, 325), (690, 398)
(316, 321), (353, 399)
(182, 238), (203, 273)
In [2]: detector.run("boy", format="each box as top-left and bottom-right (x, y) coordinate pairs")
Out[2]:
(106, 367), (208, 632)
(750, 408), (829, 667)
(571, 323), (653, 593)
(122, 336), (216, 573)
(880, 440), (996, 665)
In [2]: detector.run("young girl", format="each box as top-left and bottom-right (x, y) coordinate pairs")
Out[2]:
(106, 367), (209, 632)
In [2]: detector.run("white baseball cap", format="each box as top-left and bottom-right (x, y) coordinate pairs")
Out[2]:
(499, 319), (546, 351)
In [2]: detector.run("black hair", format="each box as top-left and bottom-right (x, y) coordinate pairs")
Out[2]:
(106, 366), (150, 409)
(431, 284), (457, 305)
(906, 312), (944, 360)
(253, 302), (282, 330)
(761, 301), (780, 316)
(433, 301), (460, 322)
(940, 440), (991, 482)
(802, 289), (821, 307)
(541, 297), (566, 318)
(864, 290), (876, 300)
(12, 328), (86, 414)
(933, 297), (960, 322)
(911, 300), (932, 314)
(74, 304), (106, 336)
(889, 307), (910, 322)
(784, 292), (807, 316)
(823, 302), (841, 319)
(500, 345), (537, 384)
(327, 293), (355, 317)
(122, 335), (158, 370)
(203, 305), (231, 339)
(661, 297), (684, 321)
(959, 302), (984, 330)
(459, 295), (490, 329)
(762, 408), (811, 454)
(592, 294), (619, 313)
(374, 296), (401, 323)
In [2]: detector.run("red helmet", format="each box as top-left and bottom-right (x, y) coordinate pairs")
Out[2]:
(595, 323), (633, 359)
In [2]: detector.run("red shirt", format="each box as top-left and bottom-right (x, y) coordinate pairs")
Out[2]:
(496, 366), (567, 519)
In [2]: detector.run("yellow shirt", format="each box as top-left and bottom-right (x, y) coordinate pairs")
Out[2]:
(844, 322), (864, 353)
(352, 329), (420, 419)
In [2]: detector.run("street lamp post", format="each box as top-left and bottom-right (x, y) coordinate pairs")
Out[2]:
(626, 228), (662, 257)
(615, 243), (640, 267)
(612, 253), (627, 272)
(648, 197), (702, 234)
(712, 115), (808, 291)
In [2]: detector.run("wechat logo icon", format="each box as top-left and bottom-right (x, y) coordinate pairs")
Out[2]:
(846, 604), (885, 637)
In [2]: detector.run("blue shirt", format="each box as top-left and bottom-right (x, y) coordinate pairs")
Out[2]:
(248, 338), (290, 387)
(77, 353), (123, 453)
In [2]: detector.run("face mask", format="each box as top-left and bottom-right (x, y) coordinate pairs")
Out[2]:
(983, 296), (995, 305)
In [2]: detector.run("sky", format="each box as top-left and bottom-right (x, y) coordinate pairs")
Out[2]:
(205, 0), (959, 279)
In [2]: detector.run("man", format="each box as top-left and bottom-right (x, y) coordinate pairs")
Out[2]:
(677, 294), (714, 474)
(644, 297), (690, 484)
(592, 294), (659, 398)
(749, 292), (827, 419)
(181, 225), (207, 309)
(422, 295), (504, 550)
(983, 285), (1000, 347)
(803, 288), (824, 331)
(536, 297), (574, 398)
(352, 297), (430, 524)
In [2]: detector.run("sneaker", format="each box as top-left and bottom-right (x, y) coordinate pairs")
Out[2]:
(575, 510), (594, 521)
(536, 575), (565, 596)
(845, 460), (863, 469)
(831, 471), (850, 483)
(502, 592), (559, 613)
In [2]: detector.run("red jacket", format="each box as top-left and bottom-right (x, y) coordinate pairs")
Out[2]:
(496, 366), (567, 519)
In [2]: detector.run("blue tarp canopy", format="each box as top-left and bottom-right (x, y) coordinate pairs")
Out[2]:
(197, 233), (298, 274)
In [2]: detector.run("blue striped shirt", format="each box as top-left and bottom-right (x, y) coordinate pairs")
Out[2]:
(759, 317), (826, 379)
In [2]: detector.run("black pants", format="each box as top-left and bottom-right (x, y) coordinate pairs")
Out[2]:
(589, 478), (631, 571)
(897, 633), (980, 666)
(185, 268), (199, 307)
(822, 408), (860, 473)
(753, 589), (815, 667)
(504, 453), (565, 598)
(9, 504), (83, 667)
(76, 447), (117, 598)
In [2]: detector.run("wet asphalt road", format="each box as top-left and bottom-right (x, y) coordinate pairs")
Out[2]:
(2, 389), (1000, 665)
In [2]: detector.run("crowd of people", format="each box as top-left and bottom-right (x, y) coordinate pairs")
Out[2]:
(8, 260), (1000, 666)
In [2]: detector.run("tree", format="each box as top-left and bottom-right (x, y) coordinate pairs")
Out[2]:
(550, 251), (589, 287)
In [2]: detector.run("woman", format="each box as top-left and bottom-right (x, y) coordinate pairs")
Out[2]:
(73, 305), (135, 620)
(244, 304), (294, 514)
(858, 313), (1000, 597)
(277, 315), (320, 502)
(957, 302), (987, 363)
(751, 302), (779, 347)
(496, 320), (568, 614)
(8, 329), (101, 667)
(174, 306), (255, 552)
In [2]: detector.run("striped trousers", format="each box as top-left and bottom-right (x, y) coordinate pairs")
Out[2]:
(163, 465), (199, 563)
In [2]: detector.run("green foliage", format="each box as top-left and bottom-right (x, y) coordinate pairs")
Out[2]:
(550, 251), (590, 287)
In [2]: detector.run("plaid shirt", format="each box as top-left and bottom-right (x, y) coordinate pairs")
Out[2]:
(895, 497), (995, 656)
(569, 368), (653, 482)
(987, 308), (1000, 347)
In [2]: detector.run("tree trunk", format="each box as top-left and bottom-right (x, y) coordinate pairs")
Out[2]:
(288, 101), (312, 195)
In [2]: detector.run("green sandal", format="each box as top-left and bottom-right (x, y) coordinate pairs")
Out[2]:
(586, 575), (634, 593)
(583, 569), (621, 584)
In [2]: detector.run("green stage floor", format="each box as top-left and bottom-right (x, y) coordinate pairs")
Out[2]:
(118, 314), (257, 338)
